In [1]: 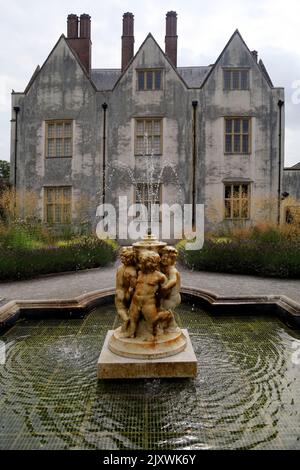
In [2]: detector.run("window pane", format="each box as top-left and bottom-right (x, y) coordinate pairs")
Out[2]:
(242, 135), (249, 153)
(234, 119), (241, 133)
(55, 205), (61, 223)
(136, 136), (144, 154)
(56, 139), (63, 156)
(224, 70), (231, 90)
(241, 185), (249, 198)
(64, 138), (72, 156)
(145, 121), (152, 135)
(225, 185), (232, 198)
(48, 124), (55, 138)
(155, 71), (161, 90)
(138, 71), (145, 90)
(56, 124), (63, 138)
(153, 136), (161, 154)
(146, 71), (153, 90)
(136, 121), (144, 135)
(64, 123), (72, 137)
(242, 119), (249, 134)
(153, 120), (161, 135)
(46, 205), (53, 223)
(241, 199), (249, 218)
(241, 70), (249, 89)
(225, 135), (232, 153)
(225, 119), (232, 133)
(225, 200), (231, 218)
(232, 71), (240, 89)
(234, 134), (241, 153)
(233, 186), (240, 198)
(233, 200), (240, 218)
(48, 140), (55, 157)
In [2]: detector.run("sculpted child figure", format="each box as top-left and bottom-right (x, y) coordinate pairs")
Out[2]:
(115, 247), (137, 323)
(160, 246), (181, 311)
(124, 250), (168, 338)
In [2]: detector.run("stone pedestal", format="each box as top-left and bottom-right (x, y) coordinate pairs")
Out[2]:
(97, 329), (197, 379)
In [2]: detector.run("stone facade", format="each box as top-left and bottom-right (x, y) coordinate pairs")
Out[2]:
(11, 11), (297, 239)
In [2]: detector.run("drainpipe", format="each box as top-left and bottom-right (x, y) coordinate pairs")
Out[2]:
(102, 103), (108, 204)
(13, 106), (20, 188)
(277, 99), (284, 225)
(13, 106), (20, 214)
(192, 100), (198, 229)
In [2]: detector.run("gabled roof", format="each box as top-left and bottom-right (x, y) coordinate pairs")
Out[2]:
(111, 33), (193, 91)
(290, 162), (300, 170)
(23, 34), (97, 95)
(201, 29), (274, 89)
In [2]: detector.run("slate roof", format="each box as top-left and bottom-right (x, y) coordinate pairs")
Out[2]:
(291, 162), (300, 170)
(91, 66), (213, 90)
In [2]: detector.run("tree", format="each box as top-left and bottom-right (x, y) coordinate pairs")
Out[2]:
(0, 160), (10, 182)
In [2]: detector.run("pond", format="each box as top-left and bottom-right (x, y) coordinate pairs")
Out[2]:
(0, 302), (300, 450)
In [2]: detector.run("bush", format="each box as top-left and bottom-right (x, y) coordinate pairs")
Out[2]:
(0, 236), (118, 281)
(178, 224), (300, 279)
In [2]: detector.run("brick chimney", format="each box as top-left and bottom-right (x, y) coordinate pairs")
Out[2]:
(66, 14), (92, 76)
(165, 11), (178, 67)
(121, 12), (134, 72)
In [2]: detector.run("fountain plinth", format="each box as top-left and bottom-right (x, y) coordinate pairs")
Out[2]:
(97, 234), (197, 379)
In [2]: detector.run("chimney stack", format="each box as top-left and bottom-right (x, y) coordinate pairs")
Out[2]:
(66, 13), (92, 75)
(67, 14), (78, 39)
(122, 12), (134, 72)
(251, 50), (258, 63)
(165, 11), (178, 67)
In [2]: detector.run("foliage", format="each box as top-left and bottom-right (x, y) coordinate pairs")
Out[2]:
(178, 223), (300, 279)
(0, 235), (118, 281)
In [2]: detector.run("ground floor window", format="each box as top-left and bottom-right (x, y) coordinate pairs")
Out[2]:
(44, 187), (72, 224)
(224, 183), (250, 219)
(135, 183), (161, 221)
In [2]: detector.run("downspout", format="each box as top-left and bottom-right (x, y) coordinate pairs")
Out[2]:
(13, 106), (20, 214)
(102, 103), (108, 204)
(13, 106), (20, 188)
(192, 100), (198, 229)
(277, 99), (284, 225)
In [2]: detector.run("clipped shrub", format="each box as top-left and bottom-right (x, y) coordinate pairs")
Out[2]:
(0, 236), (118, 281)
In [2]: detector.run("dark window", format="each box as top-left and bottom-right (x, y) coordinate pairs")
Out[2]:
(137, 70), (163, 90)
(223, 69), (250, 90)
(224, 183), (250, 219)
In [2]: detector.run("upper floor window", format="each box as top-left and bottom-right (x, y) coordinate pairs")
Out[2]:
(225, 118), (251, 154)
(135, 119), (163, 155)
(137, 70), (163, 91)
(224, 183), (250, 220)
(46, 120), (73, 158)
(223, 69), (249, 90)
(44, 186), (72, 224)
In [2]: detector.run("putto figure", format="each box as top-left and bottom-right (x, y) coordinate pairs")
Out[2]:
(115, 247), (137, 323)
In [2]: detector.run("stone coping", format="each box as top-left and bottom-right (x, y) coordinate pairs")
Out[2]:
(0, 284), (300, 331)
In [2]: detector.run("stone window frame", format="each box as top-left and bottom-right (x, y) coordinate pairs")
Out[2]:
(45, 120), (73, 158)
(136, 69), (164, 91)
(43, 186), (72, 224)
(224, 117), (252, 155)
(223, 68), (250, 90)
(134, 118), (163, 156)
(224, 182), (251, 220)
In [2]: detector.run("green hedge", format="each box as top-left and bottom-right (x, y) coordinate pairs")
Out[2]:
(0, 237), (117, 281)
(178, 239), (300, 279)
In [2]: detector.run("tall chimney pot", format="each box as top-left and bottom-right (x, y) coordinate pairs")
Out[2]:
(67, 14), (78, 39)
(165, 11), (178, 67)
(122, 12), (134, 72)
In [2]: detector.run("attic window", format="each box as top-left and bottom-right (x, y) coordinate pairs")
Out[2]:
(223, 69), (249, 90)
(137, 70), (163, 91)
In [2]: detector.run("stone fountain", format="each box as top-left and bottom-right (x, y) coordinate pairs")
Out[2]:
(97, 232), (197, 379)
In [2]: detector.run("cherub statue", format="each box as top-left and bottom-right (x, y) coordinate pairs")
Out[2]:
(115, 247), (137, 323)
(160, 246), (181, 311)
(123, 250), (169, 338)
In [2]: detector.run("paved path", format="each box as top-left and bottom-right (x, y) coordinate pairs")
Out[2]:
(0, 264), (300, 307)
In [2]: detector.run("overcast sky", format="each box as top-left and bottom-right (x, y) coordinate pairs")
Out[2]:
(0, 0), (299, 166)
